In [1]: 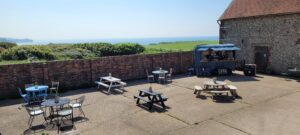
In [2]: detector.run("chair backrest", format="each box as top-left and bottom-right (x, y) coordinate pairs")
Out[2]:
(52, 81), (59, 89)
(78, 96), (85, 104)
(146, 70), (150, 76)
(169, 68), (173, 74)
(25, 84), (34, 88)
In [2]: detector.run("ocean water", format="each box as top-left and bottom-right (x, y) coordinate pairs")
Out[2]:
(18, 36), (218, 46)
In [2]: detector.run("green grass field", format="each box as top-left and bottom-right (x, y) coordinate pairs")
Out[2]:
(143, 40), (218, 54)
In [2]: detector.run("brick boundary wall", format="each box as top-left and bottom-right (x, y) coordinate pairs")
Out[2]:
(0, 51), (194, 99)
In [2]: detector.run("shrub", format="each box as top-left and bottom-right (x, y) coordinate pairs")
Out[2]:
(0, 42), (17, 49)
(115, 43), (145, 55)
(73, 42), (145, 56)
(73, 42), (112, 57)
(0, 47), (5, 53)
(0, 42), (145, 62)
(56, 48), (95, 59)
(1, 46), (55, 60)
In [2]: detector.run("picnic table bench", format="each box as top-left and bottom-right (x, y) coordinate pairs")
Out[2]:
(134, 89), (168, 110)
(95, 76), (126, 94)
(194, 81), (239, 101)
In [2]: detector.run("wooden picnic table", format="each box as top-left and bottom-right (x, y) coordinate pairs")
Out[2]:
(95, 76), (126, 94)
(134, 89), (168, 110)
(204, 80), (227, 89)
(201, 80), (237, 101)
(194, 80), (240, 101)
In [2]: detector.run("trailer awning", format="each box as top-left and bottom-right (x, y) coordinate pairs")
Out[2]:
(196, 44), (240, 52)
(211, 46), (240, 51)
(197, 48), (210, 51)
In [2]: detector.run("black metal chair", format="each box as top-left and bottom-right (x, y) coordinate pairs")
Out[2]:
(158, 72), (166, 84)
(25, 103), (46, 129)
(69, 96), (86, 118)
(146, 70), (154, 82)
(17, 88), (28, 103)
(166, 68), (173, 82)
(56, 104), (74, 134)
(49, 81), (59, 95)
(48, 81), (59, 99)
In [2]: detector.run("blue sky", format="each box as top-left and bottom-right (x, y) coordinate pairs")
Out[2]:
(0, 0), (231, 40)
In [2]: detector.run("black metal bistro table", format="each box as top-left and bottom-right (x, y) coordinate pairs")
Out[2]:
(41, 97), (71, 133)
(134, 89), (168, 110)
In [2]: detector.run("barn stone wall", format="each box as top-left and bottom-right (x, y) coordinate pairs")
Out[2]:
(220, 14), (300, 73)
(0, 51), (194, 99)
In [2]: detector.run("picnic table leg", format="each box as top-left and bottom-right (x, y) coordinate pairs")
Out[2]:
(108, 82), (113, 94)
(197, 90), (201, 96)
(193, 90), (197, 94)
(157, 95), (166, 109)
(136, 98), (140, 104)
(97, 78), (103, 89)
(147, 95), (152, 101)
(136, 91), (143, 104)
(149, 96), (155, 110)
(108, 87), (111, 94)
(149, 102), (153, 110)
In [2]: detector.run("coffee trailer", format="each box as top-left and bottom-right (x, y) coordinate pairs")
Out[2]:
(194, 44), (241, 76)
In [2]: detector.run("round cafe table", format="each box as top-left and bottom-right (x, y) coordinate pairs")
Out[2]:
(152, 70), (168, 82)
(152, 70), (168, 74)
(41, 97), (71, 133)
(41, 97), (70, 107)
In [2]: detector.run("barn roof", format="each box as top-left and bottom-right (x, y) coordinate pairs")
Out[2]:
(219, 0), (300, 20)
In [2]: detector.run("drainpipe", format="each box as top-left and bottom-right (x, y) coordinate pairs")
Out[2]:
(217, 20), (222, 44)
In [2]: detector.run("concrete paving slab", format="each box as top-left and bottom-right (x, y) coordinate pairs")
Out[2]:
(164, 86), (249, 124)
(118, 110), (188, 135)
(82, 95), (141, 124)
(82, 116), (150, 135)
(171, 75), (210, 90)
(83, 110), (188, 135)
(215, 92), (300, 135)
(165, 120), (248, 135)
(218, 72), (300, 104)
(0, 72), (299, 135)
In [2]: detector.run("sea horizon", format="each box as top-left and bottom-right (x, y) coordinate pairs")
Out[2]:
(18, 36), (219, 46)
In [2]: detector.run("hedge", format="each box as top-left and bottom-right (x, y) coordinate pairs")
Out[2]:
(0, 42), (145, 61)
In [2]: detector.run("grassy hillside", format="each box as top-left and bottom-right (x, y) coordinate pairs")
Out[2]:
(143, 40), (218, 54)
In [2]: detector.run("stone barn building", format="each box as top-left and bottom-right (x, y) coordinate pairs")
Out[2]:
(218, 0), (300, 73)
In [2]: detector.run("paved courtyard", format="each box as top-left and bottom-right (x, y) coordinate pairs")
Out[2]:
(0, 71), (300, 135)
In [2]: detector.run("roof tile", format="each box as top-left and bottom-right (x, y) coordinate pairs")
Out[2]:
(219, 0), (300, 20)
